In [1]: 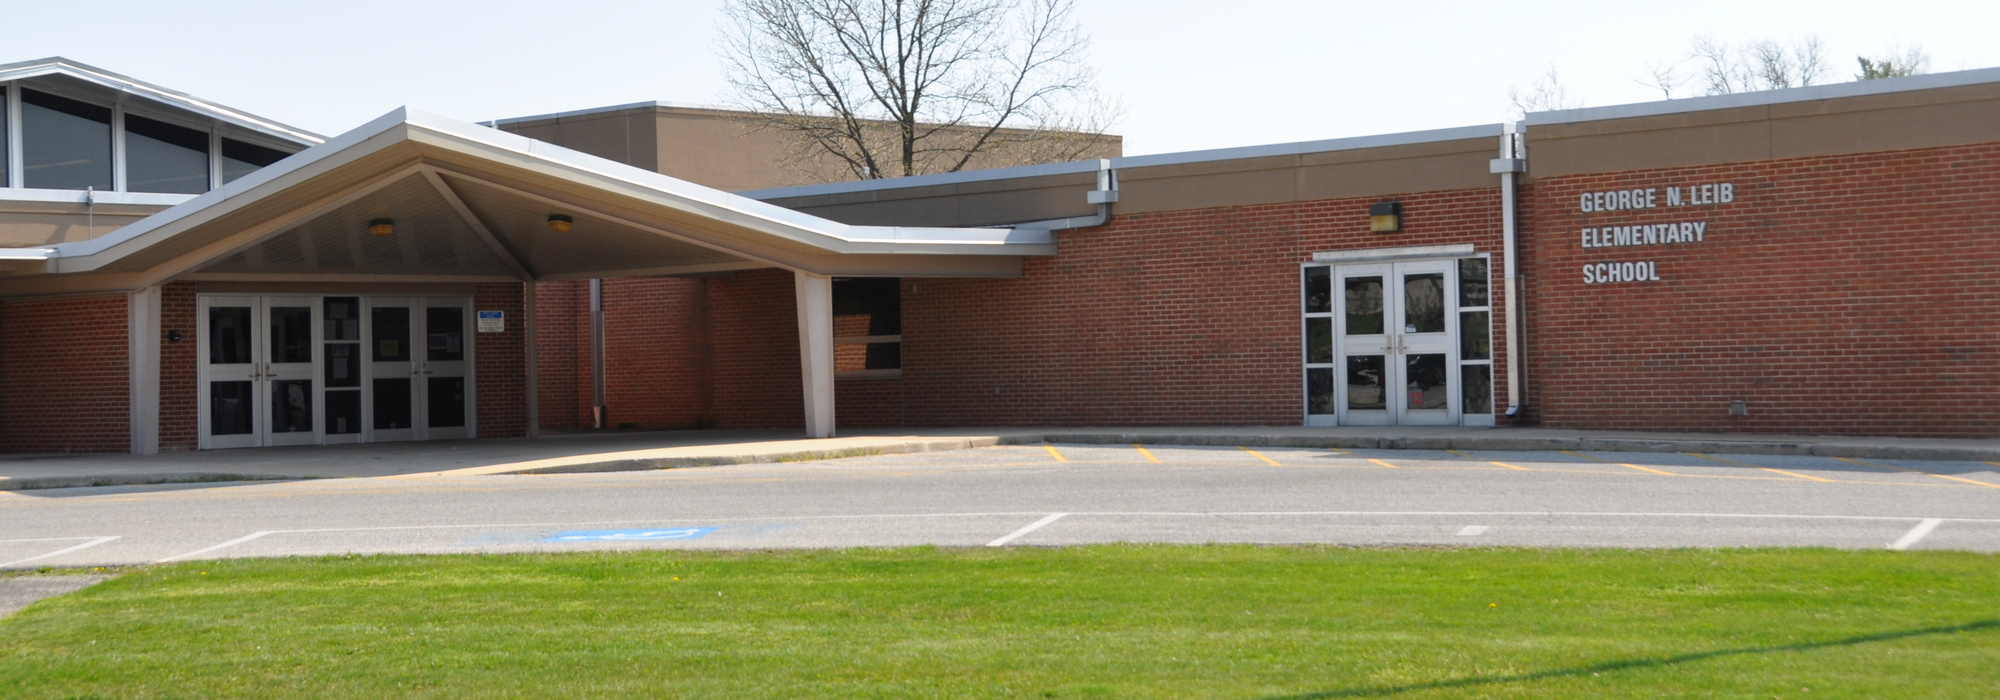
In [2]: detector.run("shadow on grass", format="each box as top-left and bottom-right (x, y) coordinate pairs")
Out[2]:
(1265, 619), (1999, 699)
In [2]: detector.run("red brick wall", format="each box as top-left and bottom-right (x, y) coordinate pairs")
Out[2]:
(159, 282), (199, 451)
(534, 280), (587, 430)
(832, 189), (1509, 427)
(600, 278), (713, 429)
(0, 295), (130, 453)
(1523, 141), (2000, 436)
(707, 268), (805, 428)
(474, 283), (528, 438)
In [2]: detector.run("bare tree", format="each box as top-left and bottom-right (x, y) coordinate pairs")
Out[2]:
(1686, 34), (1829, 95)
(1858, 44), (1931, 80)
(1507, 63), (1583, 118)
(1635, 59), (1690, 100)
(719, 0), (1118, 182)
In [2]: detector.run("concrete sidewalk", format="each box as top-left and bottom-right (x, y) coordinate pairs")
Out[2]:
(5, 425), (2000, 490)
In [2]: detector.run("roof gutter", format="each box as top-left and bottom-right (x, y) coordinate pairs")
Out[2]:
(1005, 159), (1119, 232)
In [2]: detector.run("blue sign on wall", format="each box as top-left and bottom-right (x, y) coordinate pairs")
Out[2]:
(546, 527), (718, 542)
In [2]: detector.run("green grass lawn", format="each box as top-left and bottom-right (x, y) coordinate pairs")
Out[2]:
(2, 546), (1995, 698)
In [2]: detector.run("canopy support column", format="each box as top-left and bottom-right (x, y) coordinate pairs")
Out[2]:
(794, 271), (835, 438)
(127, 284), (161, 455)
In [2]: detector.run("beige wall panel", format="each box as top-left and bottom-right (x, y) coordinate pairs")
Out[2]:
(1529, 116), (1772, 178)
(1531, 83), (2000, 176)
(1117, 163), (1300, 214)
(1297, 152), (1496, 200)
(504, 122), (562, 145)
(0, 213), (151, 246)
(1768, 93), (2000, 159)
(535, 112), (655, 171)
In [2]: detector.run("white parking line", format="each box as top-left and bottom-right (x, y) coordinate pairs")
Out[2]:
(1889, 519), (1944, 550)
(0, 536), (119, 568)
(987, 513), (1068, 547)
(157, 531), (273, 563)
(1457, 525), (1489, 536)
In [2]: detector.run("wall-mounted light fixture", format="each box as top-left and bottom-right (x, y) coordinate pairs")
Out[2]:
(368, 218), (395, 236)
(547, 214), (573, 233)
(1369, 202), (1402, 233)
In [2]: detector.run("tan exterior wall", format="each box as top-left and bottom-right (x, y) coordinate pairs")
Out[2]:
(1527, 81), (2000, 178)
(497, 104), (1121, 193)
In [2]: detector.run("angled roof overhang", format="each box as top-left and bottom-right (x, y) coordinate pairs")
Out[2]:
(0, 108), (1055, 297)
(0, 57), (325, 146)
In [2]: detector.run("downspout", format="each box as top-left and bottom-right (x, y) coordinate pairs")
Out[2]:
(589, 278), (607, 429)
(1007, 159), (1119, 232)
(1490, 123), (1528, 420)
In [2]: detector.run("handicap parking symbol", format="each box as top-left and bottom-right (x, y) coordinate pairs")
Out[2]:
(546, 527), (719, 542)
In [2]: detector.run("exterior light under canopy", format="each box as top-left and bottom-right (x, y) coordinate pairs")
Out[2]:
(1369, 202), (1402, 233)
(368, 218), (395, 236)
(547, 214), (573, 233)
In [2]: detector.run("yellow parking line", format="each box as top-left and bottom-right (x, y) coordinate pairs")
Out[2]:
(1237, 446), (1282, 466)
(1561, 450), (1676, 476)
(1043, 445), (1068, 463)
(1836, 456), (2000, 490)
(1366, 458), (1399, 469)
(1687, 453), (1832, 482)
(1489, 461), (1531, 471)
(1134, 444), (1163, 464)
(1446, 449), (1475, 459)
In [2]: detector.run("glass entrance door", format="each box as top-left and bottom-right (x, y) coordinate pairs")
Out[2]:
(198, 294), (474, 449)
(1303, 259), (1489, 426)
(365, 297), (471, 442)
(198, 295), (321, 449)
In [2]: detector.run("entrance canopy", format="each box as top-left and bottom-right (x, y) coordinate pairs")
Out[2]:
(0, 107), (1056, 297)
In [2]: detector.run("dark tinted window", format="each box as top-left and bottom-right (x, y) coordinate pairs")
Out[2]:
(125, 114), (211, 194)
(22, 89), (112, 190)
(832, 278), (901, 335)
(221, 137), (292, 184)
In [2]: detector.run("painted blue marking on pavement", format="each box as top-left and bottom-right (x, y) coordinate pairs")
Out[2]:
(545, 527), (719, 542)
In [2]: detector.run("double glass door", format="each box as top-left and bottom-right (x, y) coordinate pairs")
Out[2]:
(198, 295), (473, 449)
(1303, 258), (1494, 426)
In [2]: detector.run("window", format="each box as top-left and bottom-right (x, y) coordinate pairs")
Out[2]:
(2, 80), (302, 195)
(22, 89), (112, 191)
(832, 277), (901, 378)
(1457, 258), (1494, 415)
(125, 114), (210, 194)
(222, 137), (291, 184)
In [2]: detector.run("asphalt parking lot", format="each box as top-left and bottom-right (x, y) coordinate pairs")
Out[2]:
(4, 443), (1998, 570)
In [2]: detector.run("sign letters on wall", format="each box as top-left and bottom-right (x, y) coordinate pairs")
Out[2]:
(1578, 182), (1731, 284)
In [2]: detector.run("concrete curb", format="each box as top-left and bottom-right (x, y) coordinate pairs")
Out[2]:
(0, 472), (301, 492)
(8, 431), (1998, 490)
(1014, 432), (2000, 462)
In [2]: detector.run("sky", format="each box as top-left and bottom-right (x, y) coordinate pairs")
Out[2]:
(11, 0), (2000, 156)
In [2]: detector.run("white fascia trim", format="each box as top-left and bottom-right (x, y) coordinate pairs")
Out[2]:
(1527, 66), (2000, 127)
(40, 106), (1048, 269)
(0, 247), (54, 260)
(1311, 244), (1476, 262)
(0, 57), (325, 145)
(740, 123), (1505, 201)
